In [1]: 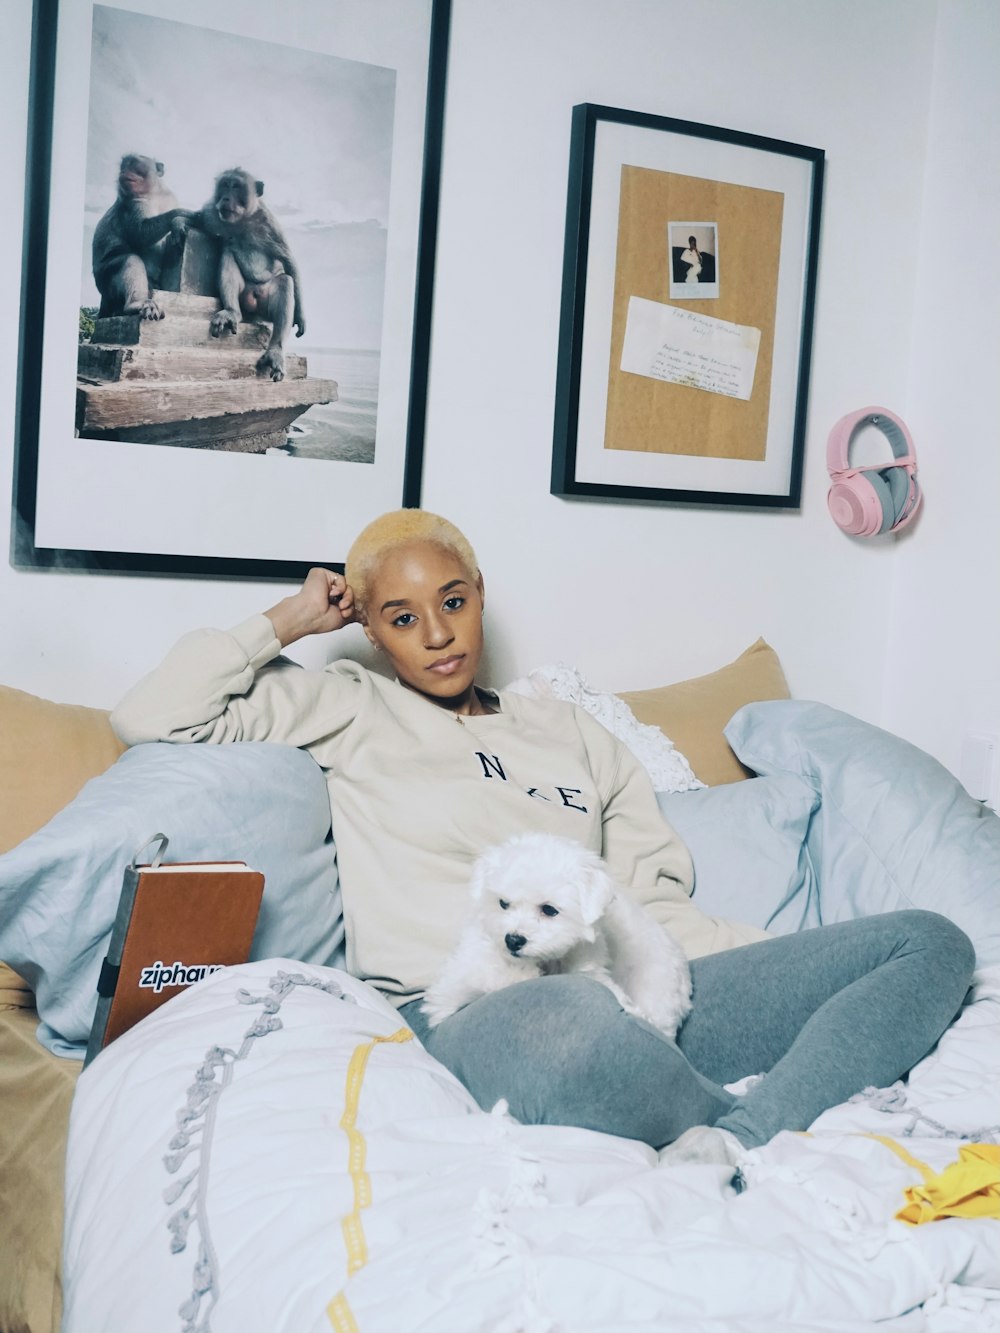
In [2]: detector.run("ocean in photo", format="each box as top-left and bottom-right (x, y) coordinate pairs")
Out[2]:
(282, 348), (379, 463)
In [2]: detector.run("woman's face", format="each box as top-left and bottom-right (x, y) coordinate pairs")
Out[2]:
(362, 540), (485, 705)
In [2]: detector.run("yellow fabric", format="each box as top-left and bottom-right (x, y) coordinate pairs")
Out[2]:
(0, 960), (33, 1012)
(617, 639), (791, 786)
(896, 1143), (1000, 1226)
(0, 1004), (81, 1333)
(0, 683), (125, 858)
(868, 1133), (1000, 1226)
(327, 1027), (414, 1328)
(0, 682), (121, 1330)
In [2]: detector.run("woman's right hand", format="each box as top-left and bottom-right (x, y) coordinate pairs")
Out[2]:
(265, 568), (358, 647)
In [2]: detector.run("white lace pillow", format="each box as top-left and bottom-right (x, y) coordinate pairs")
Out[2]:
(504, 664), (703, 795)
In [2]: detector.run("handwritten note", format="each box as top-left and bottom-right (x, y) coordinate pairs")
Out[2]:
(620, 297), (760, 400)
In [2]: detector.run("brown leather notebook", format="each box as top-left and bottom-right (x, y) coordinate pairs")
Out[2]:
(84, 833), (264, 1067)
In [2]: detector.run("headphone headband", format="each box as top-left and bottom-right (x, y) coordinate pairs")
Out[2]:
(826, 406), (916, 478)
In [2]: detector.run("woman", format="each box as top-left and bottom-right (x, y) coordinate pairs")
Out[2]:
(112, 509), (974, 1172)
(681, 234), (702, 284)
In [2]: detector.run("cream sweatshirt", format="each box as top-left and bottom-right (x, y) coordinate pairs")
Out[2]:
(111, 615), (767, 1006)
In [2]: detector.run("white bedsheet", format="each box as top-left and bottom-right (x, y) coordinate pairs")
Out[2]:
(63, 961), (1000, 1333)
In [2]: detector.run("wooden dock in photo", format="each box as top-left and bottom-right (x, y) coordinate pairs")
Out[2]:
(76, 235), (336, 453)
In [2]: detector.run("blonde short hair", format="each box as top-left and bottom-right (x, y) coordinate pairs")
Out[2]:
(345, 509), (479, 613)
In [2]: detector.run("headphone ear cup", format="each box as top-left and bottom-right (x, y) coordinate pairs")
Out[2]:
(828, 474), (882, 536)
(894, 472), (922, 530)
(883, 466), (911, 528)
(866, 470), (895, 534)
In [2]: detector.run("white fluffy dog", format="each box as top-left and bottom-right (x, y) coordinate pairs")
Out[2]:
(422, 831), (692, 1039)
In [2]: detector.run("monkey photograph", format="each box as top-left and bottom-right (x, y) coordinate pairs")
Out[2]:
(79, 3), (399, 463)
(23, 0), (443, 575)
(198, 168), (307, 384)
(91, 154), (191, 320)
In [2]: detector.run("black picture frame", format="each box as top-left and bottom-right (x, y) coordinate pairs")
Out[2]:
(12, 0), (451, 580)
(552, 103), (824, 509)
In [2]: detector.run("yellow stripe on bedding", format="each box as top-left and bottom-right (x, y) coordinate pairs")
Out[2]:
(326, 1026), (414, 1329)
(866, 1133), (935, 1181)
(327, 1290), (360, 1333)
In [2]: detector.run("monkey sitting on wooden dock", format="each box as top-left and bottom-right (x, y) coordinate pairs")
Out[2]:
(91, 154), (193, 321)
(197, 168), (307, 383)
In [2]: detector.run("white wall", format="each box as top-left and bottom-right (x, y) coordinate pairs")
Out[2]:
(423, 0), (936, 703)
(1, 0), (943, 730)
(882, 0), (1000, 783)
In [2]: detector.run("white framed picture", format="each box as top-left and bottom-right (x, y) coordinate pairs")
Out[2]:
(14, 0), (450, 578)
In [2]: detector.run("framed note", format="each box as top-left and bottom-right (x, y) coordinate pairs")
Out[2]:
(552, 103), (824, 508)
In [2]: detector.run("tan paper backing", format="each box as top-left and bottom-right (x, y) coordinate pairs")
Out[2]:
(605, 165), (784, 461)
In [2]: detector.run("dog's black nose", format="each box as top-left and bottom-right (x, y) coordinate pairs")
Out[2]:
(505, 933), (527, 955)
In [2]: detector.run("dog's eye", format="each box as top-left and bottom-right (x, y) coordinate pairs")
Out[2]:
(498, 899), (509, 910)
(540, 904), (559, 917)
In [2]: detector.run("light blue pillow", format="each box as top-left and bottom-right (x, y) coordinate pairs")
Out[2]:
(725, 700), (1000, 968)
(0, 742), (344, 1057)
(657, 774), (818, 933)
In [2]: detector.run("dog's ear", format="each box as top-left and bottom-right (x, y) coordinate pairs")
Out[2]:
(470, 845), (502, 900)
(576, 867), (615, 926)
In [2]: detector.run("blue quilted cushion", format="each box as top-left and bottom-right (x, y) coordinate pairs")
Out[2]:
(657, 774), (818, 933)
(0, 742), (343, 1056)
(726, 701), (1000, 969)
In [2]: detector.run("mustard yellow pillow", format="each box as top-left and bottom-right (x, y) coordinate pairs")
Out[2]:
(0, 686), (125, 1010)
(0, 685), (125, 858)
(617, 640), (790, 786)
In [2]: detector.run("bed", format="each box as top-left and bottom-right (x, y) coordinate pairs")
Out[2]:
(2, 642), (999, 1333)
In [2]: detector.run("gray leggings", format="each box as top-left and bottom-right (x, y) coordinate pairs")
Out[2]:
(399, 910), (975, 1149)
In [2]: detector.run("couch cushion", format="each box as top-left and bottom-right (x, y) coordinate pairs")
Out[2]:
(0, 741), (345, 1057)
(657, 773), (818, 932)
(0, 685), (125, 857)
(0, 1004), (79, 1333)
(618, 639), (790, 786)
(725, 700), (1000, 968)
(0, 686), (127, 1014)
(0, 962), (33, 1012)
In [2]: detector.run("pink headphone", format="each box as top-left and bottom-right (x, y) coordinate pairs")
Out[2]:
(826, 407), (922, 536)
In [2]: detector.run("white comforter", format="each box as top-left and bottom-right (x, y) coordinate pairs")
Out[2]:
(63, 959), (1000, 1333)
